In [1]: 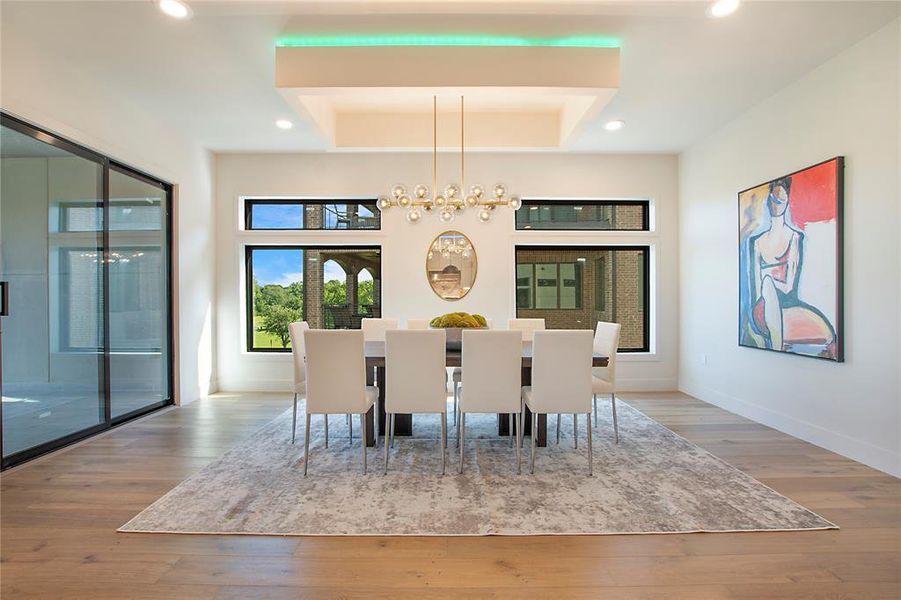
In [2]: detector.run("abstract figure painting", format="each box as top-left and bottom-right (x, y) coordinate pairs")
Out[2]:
(739, 157), (844, 361)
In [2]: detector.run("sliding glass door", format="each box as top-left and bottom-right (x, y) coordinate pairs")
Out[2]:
(0, 113), (173, 468)
(107, 167), (170, 418)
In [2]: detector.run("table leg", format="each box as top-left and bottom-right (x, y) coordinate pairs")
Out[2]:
(365, 367), (377, 447)
(499, 366), (529, 437)
(376, 366), (411, 438)
(501, 366), (545, 446)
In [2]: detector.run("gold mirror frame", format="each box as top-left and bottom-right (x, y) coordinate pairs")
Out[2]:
(426, 230), (477, 301)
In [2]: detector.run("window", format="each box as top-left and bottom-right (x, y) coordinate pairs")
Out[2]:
(517, 262), (583, 310)
(245, 199), (380, 230)
(516, 200), (649, 231)
(246, 246), (381, 352)
(515, 246), (650, 352)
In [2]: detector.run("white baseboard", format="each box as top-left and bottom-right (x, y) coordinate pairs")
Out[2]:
(679, 377), (901, 478)
(219, 378), (295, 393)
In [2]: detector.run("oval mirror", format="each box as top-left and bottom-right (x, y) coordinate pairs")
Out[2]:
(426, 230), (477, 300)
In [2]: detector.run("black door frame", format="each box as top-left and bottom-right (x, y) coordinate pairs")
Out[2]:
(0, 111), (175, 470)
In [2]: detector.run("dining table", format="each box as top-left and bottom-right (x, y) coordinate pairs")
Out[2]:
(361, 340), (609, 448)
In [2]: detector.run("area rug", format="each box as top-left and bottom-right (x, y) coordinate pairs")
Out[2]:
(119, 399), (836, 536)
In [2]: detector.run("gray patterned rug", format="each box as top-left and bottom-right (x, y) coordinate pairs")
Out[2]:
(120, 399), (836, 536)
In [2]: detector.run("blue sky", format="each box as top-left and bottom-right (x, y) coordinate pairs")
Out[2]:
(252, 204), (303, 229)
(253, 249), (372, 286)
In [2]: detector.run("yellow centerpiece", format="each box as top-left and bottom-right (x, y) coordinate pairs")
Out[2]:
(429, 312), (488, 328)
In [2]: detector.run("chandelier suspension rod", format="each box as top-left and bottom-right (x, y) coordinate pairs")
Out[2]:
(460, 95), (465, 192)
(432, 96), (437, 200)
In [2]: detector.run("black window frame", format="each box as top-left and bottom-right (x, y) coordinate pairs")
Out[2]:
(245, 244), (383, 353)
(0, 111), (174, 470)
(515, 245), (651, 353)
(244, 198), (381, 231)
(516, 199), (650, 231)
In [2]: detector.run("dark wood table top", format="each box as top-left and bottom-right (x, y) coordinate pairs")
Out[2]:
(364, 340), (609, 368)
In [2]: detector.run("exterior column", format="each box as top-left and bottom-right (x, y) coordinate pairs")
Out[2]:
(372, 272), (382, 317)
(345, 267), (358, 314)
(304, 249), (325, 328)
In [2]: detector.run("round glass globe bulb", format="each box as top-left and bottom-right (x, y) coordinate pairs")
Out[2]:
(414, 184), (429, 199)
(445, 184), (459, 199)
(439, 208), (454, 223)
(398, 195), (412, 208)
(494, 183), (506, 198)
(392, 184), (406, 199)
(465, 195), (478, 208)
(509, 195), (522, 210)
(478, 208), (491, 223)
(377, 196), (391, 210)
(434, 195), (446, 208)
(405, 209), (422, 224)
(470, 184), (484, 198)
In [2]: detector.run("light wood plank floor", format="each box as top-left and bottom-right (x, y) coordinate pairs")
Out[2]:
(1, 392), (898, 599)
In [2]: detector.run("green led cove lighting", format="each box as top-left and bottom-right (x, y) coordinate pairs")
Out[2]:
(276, 34), (619, 49)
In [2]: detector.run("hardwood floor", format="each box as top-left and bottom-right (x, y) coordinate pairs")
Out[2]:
(1, 392), (898, 599)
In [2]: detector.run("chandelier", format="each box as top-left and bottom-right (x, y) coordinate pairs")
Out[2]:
(377, 96), (521, 223)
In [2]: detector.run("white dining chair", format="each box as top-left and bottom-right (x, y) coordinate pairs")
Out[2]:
(384, 329), (448, 474)
(288, 321), (309, 444)
(457, 330), (522, 474)
(302, 330), (378, 475)
(592, 321), (622, 443)
(406, 318), (431, 330)
(361, 318), (399, 341)
(450, 319), (491, 426)
(523, 330), (594, 475)
(508, 318), (545, 342)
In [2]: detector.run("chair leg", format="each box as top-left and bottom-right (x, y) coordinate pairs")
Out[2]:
(383, 412), (390, 475)
(348, 413), (353, 443)
(556, 413), (561, 444)
(291, 393), (298, 444)
(389, 414), (395, 449)
(593, 394), (598, 428)
(516, 410), (522, 474)
(303, 413), (311, 476)
(360, 413), (366, 475)
(573, 413), (578, 449)
(612, 393), (619, 444)
(324, 414), (329, 448)
(453, 382), (458, 425)
(530, 412), (537, 474)
(509, 413), (514, 448)
(440, 412), (447, 475)
(587, 411), (593, 476)
(374, 399), (379, 445)
(458, 413), (466, 474)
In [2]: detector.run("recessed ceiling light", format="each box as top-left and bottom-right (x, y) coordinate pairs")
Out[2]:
(708, 0), (740, 18)
(158, 0), (192, 20)
(604, 120), (625, 131)
(275, 120), (294, 130)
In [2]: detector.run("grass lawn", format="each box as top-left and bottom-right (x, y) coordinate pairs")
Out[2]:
(253, 315), (289, 349)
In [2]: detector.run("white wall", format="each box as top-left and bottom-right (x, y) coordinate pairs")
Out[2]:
(215, 152), (678, 392)
(679, 21), (901, 476)
(1, 22), (218, 403)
